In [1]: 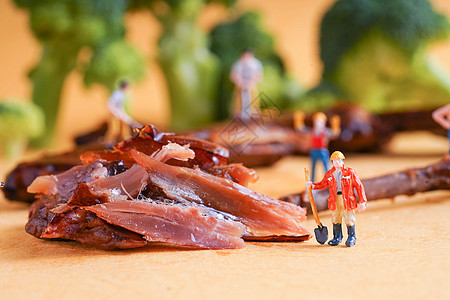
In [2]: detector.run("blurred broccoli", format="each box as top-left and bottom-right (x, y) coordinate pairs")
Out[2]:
(0, 100), (44, 157)
(210, 11), (303, 119)
(304, 0), (450, 113)
(298, 82), (343, 112)
(128, 0), (236, 131)
(15, 0), (144, 145)
(83, 40), (145, 92)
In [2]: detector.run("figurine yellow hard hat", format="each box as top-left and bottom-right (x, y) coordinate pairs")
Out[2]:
(330, 151), (345, 160)
(313, 112), (327, 122)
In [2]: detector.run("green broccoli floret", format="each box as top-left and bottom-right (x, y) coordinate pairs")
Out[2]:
(307, 0), (450, 113)
(298, 82), (343, 112)
(83, 40), (145, 92)
(15, 0), (144, 145)
(210, 11), (303, 119)
(0, 100), (44, 157)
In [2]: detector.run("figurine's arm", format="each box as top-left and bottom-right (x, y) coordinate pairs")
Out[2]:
(311, 175), (330, 190)
(254, 60), (263, 83)
(230, 63), (241, 87)
(351, 169), (367, 212)
(293, 111), (309, 133)
(432, 104), (450, 129)
(230, 61), (243, 89)
(330, 115), (341, 137)
(108, 101), (140, 127)
(324, 116), (341, 139)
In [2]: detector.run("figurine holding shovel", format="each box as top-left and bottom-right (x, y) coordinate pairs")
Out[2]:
(306, 151), (367, 247)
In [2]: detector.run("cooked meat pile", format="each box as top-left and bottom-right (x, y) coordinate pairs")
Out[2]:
(26, 125), (311, 250)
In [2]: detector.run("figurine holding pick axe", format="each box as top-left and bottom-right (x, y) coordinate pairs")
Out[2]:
(306, 151), (367, 247)
(106, 80), (142, 145)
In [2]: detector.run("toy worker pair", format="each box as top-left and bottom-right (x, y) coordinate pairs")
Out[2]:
(306, 151), (367, 247)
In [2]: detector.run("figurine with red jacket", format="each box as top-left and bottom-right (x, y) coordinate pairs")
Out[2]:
(306, 151), (367, 247)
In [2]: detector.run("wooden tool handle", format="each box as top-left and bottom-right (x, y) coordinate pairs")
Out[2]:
(304, 168), (322, 227)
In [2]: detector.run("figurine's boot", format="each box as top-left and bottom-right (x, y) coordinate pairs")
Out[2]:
(328, 223), (343, 246)
(345, 225), (356, 247)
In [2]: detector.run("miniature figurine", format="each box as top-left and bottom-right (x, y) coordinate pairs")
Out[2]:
(230, 49), (263, 121)
(106, 81), (141, 144)
(432, 104), (450, 156)
(306, 151), (367, 247)
(295, 111), (341, 181)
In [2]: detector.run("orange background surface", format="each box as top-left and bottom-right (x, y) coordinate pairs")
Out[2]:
(0, 1), (450, 299)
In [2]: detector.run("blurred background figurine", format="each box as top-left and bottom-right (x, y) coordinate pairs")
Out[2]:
(432, 104), (450, 156)
(306, 151), (367, 247)
(230, 50), (263, 121)
(295, 111), (341, 181)
(106, 81), (140, 144)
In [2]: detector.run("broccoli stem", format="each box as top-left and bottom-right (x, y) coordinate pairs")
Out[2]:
(157, 0), (220, 131)
(30, 45), (78, 146)
(3, 138), (27, 158)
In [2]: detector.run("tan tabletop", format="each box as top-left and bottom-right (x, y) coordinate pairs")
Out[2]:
(1, 0), (450, 298)
(0, 132), (449, 300)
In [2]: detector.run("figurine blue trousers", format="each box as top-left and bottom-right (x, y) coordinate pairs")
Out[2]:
(310, 148), (330, 181)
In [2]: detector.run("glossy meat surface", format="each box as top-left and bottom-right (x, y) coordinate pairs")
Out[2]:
(25, 125), (311, 250)
(87, 200), (246, 249)
(129, 150), (311, 238)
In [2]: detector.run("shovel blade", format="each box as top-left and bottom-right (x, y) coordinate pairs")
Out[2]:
(314, 225), (328, 244)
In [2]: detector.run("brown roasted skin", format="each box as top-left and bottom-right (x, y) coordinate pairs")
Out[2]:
(3, 125), (230, 203)
(26, 197), (147, 250)
(116, 125), (229, 169)
(189, 116), (309, 167)
(327, 105), (392, 152)
(207, 164), (259, 187)
(3, 161), (76, 203)
(2, 144), (105, 203)
(280, 157), (450, 214)
(80, 150), (135, 166)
